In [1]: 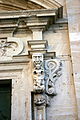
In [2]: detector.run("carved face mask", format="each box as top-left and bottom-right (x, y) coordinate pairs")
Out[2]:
(32, 53), (43, 70)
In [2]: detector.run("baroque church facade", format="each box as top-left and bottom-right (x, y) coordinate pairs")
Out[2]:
(0, 0), (80, 120)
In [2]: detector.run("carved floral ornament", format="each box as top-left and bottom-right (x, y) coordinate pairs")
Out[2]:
(0, 37), (24, 58)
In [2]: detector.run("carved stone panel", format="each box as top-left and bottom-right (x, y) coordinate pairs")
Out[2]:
(32, 53), (45, 92)
(0, 37), (24, 59)
(45, 59), (62, 96)
(34, 94), (46, 120)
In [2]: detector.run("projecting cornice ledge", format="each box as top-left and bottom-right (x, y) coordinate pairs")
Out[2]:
(0, 9), (63, 32)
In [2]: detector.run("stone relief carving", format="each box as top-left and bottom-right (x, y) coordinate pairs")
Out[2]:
(0, 39), (11, 56)
(0, 37), (24, 58)
(32, 53), (44, 70)
(32, 53), (45, 92)
(34, 94), (46, 106)
(28, 39), (62, 120)
(32, 54), (62, 120)
(34, 94), (50, 106)
(34, 94), (46, 120)
(45, 59), (62, 96)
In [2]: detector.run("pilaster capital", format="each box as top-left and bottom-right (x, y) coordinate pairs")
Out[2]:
(27, 40), (48, 55)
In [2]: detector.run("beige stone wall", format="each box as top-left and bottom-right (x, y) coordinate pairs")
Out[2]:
(43, 23), (78, 119)
(66, 0), (80, 119)
(0, 59), (33, 120)
(0, 20), (78, 120)
(0, 0), (80, 119)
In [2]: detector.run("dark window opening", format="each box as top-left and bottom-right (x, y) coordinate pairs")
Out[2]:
(0, 79), (11, 120)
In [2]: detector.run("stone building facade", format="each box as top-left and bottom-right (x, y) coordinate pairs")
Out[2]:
(0, 0), (80, 120)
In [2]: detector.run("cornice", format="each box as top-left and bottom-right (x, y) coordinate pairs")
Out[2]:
(0, 9), (58, 19)
(0, 9), (63, 34)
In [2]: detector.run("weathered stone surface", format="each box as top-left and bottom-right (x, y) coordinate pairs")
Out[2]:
(0, 0), (79, 120)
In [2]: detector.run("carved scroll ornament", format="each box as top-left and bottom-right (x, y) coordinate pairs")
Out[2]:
(45, 59), (62, 96)
(0, 37), (24, 58)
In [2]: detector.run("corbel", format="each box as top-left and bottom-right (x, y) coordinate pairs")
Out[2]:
(27, 39), (62, 120)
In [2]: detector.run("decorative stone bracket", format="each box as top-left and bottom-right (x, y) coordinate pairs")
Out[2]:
(45, 59), (62, 96)
(28, 39), (62, 120)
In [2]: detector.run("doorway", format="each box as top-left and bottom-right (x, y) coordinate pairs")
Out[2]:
(0, 79), (11, 120)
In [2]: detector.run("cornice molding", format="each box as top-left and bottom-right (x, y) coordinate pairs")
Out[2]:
(0, 9), (62, 34)
(0, 9), (58, 19)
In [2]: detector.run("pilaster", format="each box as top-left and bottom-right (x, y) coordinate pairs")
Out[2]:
(27, 37), (62, 120)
